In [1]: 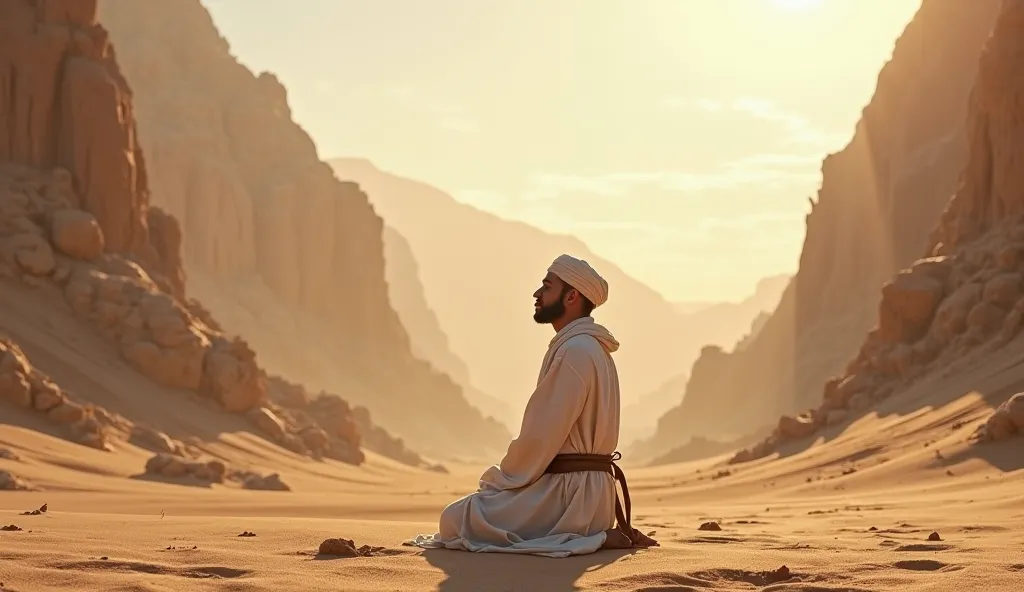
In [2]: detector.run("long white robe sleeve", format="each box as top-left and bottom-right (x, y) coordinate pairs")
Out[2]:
(407, 318), (622, 557)
(479, 349), (589, 492)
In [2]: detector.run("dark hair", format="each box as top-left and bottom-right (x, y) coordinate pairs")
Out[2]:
(560, 283), (595, 316)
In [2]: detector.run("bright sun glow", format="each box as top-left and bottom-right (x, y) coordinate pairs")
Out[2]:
(771, 0), (824, 10)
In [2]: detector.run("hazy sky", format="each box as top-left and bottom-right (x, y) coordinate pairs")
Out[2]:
(201, 0), (920, 302)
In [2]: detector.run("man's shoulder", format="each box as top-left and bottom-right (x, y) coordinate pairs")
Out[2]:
(561, 334), (606, 357)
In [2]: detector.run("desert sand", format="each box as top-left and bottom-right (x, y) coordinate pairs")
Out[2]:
(3, 297), (1023, 591)
(4, 0), (1024, 590)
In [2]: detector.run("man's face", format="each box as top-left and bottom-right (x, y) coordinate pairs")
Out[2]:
(533, 272), (567, 324)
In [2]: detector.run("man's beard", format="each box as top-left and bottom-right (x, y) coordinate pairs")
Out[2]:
(533, 300), (565, 324)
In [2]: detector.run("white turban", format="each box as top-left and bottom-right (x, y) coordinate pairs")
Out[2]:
(547, 254), (609, 308)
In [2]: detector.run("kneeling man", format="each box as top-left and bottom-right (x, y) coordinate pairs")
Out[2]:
(407, 254), (657, 557)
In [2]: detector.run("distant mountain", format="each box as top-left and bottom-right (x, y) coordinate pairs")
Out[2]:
(621, 275), (789, 445)
(674, 302), (716, 315)
(382, 225), (515, 427)
(620, 372), (688, 445)
(330, 158), (782, 423)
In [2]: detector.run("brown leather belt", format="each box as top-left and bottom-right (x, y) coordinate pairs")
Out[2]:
(543, 451), (631, 531)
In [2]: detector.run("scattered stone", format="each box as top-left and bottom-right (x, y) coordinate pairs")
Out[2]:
(763, 565), (793, 584)
(0, 447), (18, 460)
(20, 503), (46, 516)
(1, 339), (112, 450)
(1, 525), (22, 532)
(698, 521), (722, 531)
(974, 393), (1024, 442)
(130, 425), (183, 454)
(236, 471), (290, 492)
(144, 453), (226, 483)
(49, 209), (105, 261)
(0, 471), (32, 491)
(776, 414), (818, 440)
(247, 407), (287, 441)
(928, 531), (942, 541)
(237, 531), (256, 537)
(318, 537), (384, 557)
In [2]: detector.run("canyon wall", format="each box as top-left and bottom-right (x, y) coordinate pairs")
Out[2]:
(738, 0), (1024, 460)
(0, 0), (177, 292)
(646, 0), (1003, 456)
(95, 0), (510, 457)
(0, 0), (373, 466)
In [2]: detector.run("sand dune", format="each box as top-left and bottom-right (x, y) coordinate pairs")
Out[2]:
(3, 342), (1023, 590)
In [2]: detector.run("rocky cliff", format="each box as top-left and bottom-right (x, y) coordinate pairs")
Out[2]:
(738, 0), (1024, 459)
(0, 0), (376, 467)
(96, 0), (510, 456)
(0, 0), (177, 292)
(645, 0), (1003, 456)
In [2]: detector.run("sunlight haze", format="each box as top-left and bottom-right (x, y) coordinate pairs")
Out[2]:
(200, 0), (918, 302)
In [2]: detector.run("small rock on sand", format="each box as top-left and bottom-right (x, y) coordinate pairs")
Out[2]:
(928, 531), (942, 541)
(318, 537), (385, 557)
(20, 503), (46, 516)
(763, 565), (792, 584)
(698, 521), (722, 531)
(1, 524), (23, 531)
(237, 471), (290, 491)
(0, 471), (32, 491)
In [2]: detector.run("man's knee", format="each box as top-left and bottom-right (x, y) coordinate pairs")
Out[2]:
(438, 497), (468, 539)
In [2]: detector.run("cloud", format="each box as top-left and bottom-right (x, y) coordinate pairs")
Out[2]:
(662, 95), (845, 149)
(520, 151), (820, 202)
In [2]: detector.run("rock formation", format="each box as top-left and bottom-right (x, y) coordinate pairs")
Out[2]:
(96, 0), (510, 456)
(0, 336), (113, 450)
(0, 2), (261, 417)
(0, 159), (275, 419)
(975, 393), (1024, 442)
(734, 0), (1024, 462)
(0, 0), (182, 296)
(646, 0), (1003, 456)
(0, 1), (427, 471)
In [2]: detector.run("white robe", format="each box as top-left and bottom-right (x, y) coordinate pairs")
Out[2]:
(407, 316), (622, 558)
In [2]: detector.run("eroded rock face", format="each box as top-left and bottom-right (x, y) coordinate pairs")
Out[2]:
(97, 0), (513, 456)
(733, 0), (1024, 462)
(0, 0), (180, 287)
(645, 0), (1003, 454)
(0, 1), (427, 469)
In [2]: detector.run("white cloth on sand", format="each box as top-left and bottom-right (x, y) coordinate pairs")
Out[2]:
(548, 254), (609, 308)
(406, 316), (622, 558)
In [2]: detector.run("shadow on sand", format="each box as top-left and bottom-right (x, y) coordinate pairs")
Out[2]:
(422, 548), (643, 592)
